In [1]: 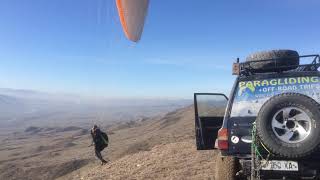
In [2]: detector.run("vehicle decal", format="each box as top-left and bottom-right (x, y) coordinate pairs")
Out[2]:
(232, 76), (320, 117)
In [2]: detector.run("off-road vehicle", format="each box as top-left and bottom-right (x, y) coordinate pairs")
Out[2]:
(194, 50), (320, 179)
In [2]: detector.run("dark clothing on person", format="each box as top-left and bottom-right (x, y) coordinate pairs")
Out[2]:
(95, 148), (106, 163)
(91, 127), (108, 164)
(91, 128), (104, 151)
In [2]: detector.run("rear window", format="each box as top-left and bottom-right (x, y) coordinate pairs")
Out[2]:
(231, 76), (320, 117)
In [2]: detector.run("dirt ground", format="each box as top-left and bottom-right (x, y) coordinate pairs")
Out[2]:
(1, 106), (219, 180)
(63, 140), (217, 180)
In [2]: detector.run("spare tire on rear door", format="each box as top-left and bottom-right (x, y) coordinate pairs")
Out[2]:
(256, 93), (320, 158)
(246, 50), (299, 73)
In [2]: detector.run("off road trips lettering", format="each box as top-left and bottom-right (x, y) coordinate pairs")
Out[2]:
(232, 76), (320, 117)
(238, 76), (320, 95)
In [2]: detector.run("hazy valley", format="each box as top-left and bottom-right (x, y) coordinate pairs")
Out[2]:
(0, 88), (218, 180)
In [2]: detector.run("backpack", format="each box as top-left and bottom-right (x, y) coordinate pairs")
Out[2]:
(100, 131), (109, 148)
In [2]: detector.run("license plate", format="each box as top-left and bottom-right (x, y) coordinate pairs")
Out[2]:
(261, 160), (298, 171)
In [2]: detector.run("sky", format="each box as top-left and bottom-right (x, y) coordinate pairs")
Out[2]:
(0, 0), (320, 99)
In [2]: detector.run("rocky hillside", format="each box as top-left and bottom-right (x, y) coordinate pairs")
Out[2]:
(58, 106), (217, 180)
(1, 105), (218, 180)
(77, 141), (216, 180)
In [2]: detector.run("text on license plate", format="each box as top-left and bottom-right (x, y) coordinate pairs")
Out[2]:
(261, 160), (298, 171)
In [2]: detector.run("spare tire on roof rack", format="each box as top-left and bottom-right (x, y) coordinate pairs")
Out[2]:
(246, 50), (300, 73)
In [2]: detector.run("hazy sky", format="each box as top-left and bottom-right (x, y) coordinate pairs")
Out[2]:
(0, 0), (319, 98)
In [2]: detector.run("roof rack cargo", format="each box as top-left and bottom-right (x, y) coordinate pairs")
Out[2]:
(232, 54), (320, 76)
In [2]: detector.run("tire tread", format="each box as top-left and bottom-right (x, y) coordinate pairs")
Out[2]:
(256, 93), (320, 158)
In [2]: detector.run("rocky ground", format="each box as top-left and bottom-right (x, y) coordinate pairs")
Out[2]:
(72, 141), (216, 180)
(1, 106), (218, 180)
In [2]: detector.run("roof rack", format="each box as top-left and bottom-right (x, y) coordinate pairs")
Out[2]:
(232, 54), (320, 76)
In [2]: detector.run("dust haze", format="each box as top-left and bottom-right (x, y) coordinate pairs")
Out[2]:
(0, 88), (218, 180)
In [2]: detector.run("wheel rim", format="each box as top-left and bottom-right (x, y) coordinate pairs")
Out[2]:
(271, 107), (312, 143)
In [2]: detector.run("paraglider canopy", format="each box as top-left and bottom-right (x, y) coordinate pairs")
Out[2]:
(116, 0), (149, 42)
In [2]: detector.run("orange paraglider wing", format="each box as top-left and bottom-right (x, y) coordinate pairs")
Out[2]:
(116, 0), (149, 42)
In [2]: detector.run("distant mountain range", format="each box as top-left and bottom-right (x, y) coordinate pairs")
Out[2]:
(0, 88), (192, 130)
(0, 94), (27, 114)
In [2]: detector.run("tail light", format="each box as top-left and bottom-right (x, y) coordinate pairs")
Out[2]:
(217, 128), (228, 150)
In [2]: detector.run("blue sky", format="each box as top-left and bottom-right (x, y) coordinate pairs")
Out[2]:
(0, 0), (319, 98)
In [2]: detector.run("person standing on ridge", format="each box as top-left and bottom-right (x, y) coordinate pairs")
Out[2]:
(90, 125), (108, 165)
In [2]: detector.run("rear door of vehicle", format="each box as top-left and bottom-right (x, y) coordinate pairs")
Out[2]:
(194, 93), (228, 150)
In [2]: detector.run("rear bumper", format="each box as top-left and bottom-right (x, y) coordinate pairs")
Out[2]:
(239, 159), (319, 179)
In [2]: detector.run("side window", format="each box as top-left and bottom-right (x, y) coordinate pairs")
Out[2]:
(194, 93), (228, 150)
(196, 95), (228, 117)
